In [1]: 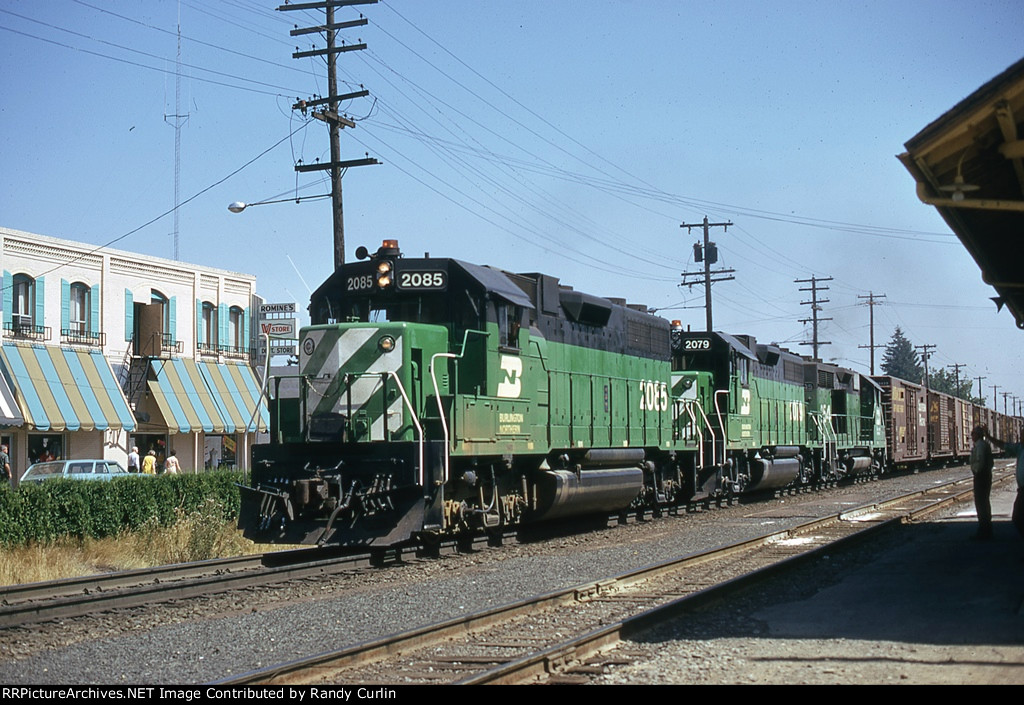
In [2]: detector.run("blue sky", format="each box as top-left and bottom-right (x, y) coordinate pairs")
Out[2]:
(1, 0), (1022, 407)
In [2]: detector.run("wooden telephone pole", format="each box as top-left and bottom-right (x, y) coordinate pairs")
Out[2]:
(279, 0), (380, 271)
(680, 216), (734, 332)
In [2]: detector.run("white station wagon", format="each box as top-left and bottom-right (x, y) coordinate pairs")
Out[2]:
(19, 459), (140, 484)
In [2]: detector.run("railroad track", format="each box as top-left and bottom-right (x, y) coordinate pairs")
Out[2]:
(0, 463), (1001, 630)
(0, 526), (537, 628)
(0, 545), (385, 628)
(219, 469), (1013, 685)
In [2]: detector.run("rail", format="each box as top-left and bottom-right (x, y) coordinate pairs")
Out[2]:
(219, 471), (1000, 685)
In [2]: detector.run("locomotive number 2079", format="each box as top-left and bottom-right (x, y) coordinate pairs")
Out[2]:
(639, 379), (669, 412)
(682, 338), (711, 350)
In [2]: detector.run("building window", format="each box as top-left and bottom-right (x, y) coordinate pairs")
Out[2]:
(12, 274), (34, 331)
(69, 282), (90, 334)
(151, 290), (170, 333)
(202, 302), (217, 352)
(6, 273), (48, 341)
(229, 306), (244, 352)
(61, 281), (103, 346)
(29, 434), (64, 464)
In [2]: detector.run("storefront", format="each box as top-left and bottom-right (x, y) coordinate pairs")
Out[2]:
(0, 342), (136, 476)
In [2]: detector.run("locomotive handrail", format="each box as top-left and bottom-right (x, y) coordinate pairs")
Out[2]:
(808, 411), (838, 471)
(429, 329), (489, 488)
(685, 404), (704, 467)
(681, 400), (717, 467)
(382, 370), (425, 487)
(713, 390), (729, 467)
(336, 370), (425, 484)
(430, 352), (458, 487)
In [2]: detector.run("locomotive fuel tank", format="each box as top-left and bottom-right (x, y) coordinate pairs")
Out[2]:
(529, 449), (646, 521)
(746, 445), (802, 491)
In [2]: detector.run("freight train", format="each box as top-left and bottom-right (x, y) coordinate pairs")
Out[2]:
(238, 240), (1020, 546)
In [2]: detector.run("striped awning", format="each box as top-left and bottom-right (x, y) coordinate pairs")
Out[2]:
(0, 344), (135, 431)
(149, 357), (266, 434)
(198, 361), (268, 433)
(0, 371), (24, 427)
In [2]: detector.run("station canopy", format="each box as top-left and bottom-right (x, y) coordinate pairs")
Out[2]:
(899, 57), (1024, 329)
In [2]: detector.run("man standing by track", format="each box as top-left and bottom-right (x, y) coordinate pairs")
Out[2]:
(970, 426), (994, 540)
(991, 431), (1024, 541)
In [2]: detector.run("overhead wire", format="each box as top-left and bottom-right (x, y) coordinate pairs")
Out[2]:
(0, 123), (312, 294)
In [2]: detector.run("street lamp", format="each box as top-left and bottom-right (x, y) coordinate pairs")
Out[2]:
(227, 194), (331, 214)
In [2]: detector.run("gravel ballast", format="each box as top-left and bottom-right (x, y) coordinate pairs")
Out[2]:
(0, 465), (1017, 684)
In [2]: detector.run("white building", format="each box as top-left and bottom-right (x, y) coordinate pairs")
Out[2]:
(0, 226), (267, 478)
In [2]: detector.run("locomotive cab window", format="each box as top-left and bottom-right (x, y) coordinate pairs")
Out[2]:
(735, 355), (749, 387)
(498, 303), (522, 350)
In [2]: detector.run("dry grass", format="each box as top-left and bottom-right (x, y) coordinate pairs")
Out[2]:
(0, 500), (264, 586)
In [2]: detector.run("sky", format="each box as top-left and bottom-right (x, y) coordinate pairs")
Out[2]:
(1, 0), (1023, 409)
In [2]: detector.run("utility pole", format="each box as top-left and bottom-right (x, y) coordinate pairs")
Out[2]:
(915, 344), (935, 389)
(680, 216), (734, 332)
(976, 376), (986, 403)
(796, 276), (833, 361)
(280, 0), (380, 271)
(992, 384), (999, 409)
(857, 291), (886, 374)
(1003, 391), (1011, 415)
(948, 363), (966, 398)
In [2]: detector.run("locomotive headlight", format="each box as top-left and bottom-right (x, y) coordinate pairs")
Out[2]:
(376, 260), (393, 288)
(378, 335), (396, 352)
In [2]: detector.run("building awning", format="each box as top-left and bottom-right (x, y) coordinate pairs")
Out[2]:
(148, 357), (266, 434)
(0, 344), (135, 431)
(149, 357), (226, 434)
(0, 370), (24, 427)
(198, 361), (268, 433)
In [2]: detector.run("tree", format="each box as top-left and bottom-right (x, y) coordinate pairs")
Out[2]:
(881, 327), (923, 383)
(928, 367), (974, 400)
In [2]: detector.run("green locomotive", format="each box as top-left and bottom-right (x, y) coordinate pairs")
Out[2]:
(239, 241), (886, 546)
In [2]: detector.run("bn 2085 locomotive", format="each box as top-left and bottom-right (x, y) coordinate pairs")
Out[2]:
(239, 240), (887, 546)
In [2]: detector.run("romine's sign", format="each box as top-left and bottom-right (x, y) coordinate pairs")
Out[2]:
(259, 302), (296, 314)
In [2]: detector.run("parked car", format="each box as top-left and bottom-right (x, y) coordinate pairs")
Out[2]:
(19, 459), (141, 484)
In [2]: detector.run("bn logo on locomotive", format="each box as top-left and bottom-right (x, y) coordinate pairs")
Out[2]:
(496, 355), (522, 398)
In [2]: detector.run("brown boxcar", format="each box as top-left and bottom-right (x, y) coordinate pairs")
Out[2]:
(927, 389), (957, 460)
(873, 376), (928, 466)
(952, 397), (973, 458)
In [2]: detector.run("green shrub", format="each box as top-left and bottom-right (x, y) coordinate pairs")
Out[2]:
(0, 471), (243, 547)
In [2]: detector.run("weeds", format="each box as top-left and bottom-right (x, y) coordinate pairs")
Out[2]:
(0, 501), (260, 585)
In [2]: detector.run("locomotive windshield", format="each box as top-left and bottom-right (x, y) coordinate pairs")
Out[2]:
(325, 293), (450, 326)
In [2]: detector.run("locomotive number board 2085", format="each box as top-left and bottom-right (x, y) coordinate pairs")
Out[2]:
(396, 270), (447, 290)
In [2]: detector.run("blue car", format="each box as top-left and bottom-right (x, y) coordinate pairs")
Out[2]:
(19, 459), (141, 484)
